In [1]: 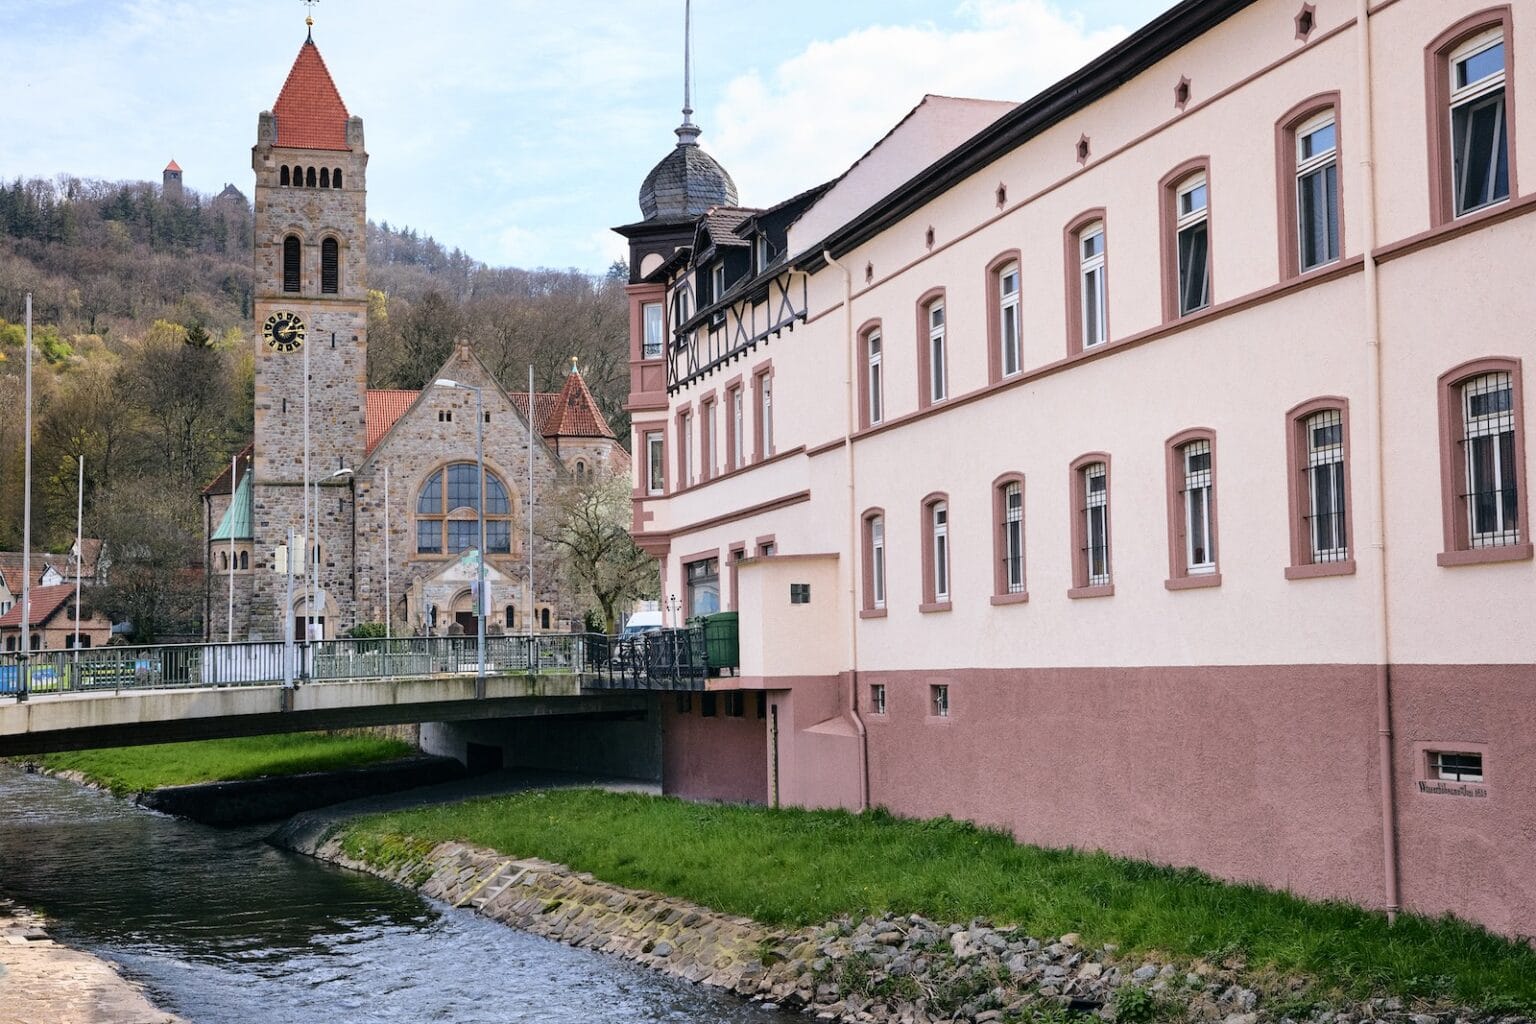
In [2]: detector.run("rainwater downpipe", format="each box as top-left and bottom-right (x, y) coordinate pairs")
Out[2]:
(1356, 0), (1401, 924)
(823, 249), (871, 811)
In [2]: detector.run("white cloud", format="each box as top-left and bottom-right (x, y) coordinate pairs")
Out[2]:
(708, 0), (1128, 208)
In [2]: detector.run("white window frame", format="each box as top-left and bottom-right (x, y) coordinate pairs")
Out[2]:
(758, 372), (774, 456)
(1305, 410), (1348, 562)
(681, 411), (693, 486)
(1079, 222), (1107, 347)
(756, 235), (770, 272)
(928, 301), (947, 403)
(932, 500), (950, 601)
(1449, 28), (1509, 217)
(703, 401), (717, 478)
(867, 330), (884, 425)
(711, 261), (726, 303)
(1295, 112), (1340, 271)
(1003, 481), (1024, 593)
(1175, 174), (1210, 316)
(999, 261), (1022, 376)
(1084, 463), (1110, 587)
(642, 302), (664, 358)
(1181, 440), (1216, 574)
(871, 514), (886, 609)
(730, 387), (745, 469)
(646, 431), (664, 495)
(1462, 371), (1519, 547)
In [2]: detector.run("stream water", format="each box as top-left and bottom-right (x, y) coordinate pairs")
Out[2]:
(0, 766), (790, 1023)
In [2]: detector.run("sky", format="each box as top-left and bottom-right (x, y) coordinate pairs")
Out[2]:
(1, 1), (1176, 274)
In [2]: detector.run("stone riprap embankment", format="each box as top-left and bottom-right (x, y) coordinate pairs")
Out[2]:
(295, 831), (1522, 1024)
(0, 900), (184, 1024)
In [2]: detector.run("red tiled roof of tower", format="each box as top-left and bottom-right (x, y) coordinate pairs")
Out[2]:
(365, 391), (419, 453)
(0, 584), (74, 629)
(509, 393), (561, 434)
(272, 40), (351, 151)
(544, 367), (617, 439)
(165, 159), (182, 172)
(200, 443), (255, 496)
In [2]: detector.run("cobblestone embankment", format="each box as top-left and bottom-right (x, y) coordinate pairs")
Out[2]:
(0, 901), (183, 1024)
(294, 830), (1525, 1024)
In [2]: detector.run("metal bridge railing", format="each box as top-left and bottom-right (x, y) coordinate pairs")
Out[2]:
(581, 628), (708, 692)
(0, 633), (611, 701)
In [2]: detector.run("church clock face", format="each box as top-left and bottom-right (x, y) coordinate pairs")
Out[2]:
(263, 310), (306, 353)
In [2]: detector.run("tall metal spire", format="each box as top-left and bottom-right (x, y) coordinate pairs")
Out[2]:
(675, 0), (700, 146)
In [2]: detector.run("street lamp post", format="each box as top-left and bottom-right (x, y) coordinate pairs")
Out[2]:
(433, 378), (486, 686)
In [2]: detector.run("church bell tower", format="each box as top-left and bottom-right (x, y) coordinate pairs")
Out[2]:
(248, 18), (368, 636)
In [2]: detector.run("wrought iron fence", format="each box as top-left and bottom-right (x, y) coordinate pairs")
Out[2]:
(582, 628), (708, 691)
(0, 632), (616, 701)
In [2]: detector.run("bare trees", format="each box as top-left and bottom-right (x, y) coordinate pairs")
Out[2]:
(539, 469), (657, 635)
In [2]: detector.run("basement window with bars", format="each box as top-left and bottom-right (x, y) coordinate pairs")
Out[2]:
(1305, 410), (1348, 562)
(725, 692), (745, 717)
(1430, 750), (1484, 783)
(871, 683), (887, 715)
(930, 684), (950, 718)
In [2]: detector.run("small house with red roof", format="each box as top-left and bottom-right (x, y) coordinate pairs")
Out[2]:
(0, 584), (112, 653)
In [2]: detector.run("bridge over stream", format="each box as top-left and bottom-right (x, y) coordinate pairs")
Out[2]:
(0, 633), (708, 757)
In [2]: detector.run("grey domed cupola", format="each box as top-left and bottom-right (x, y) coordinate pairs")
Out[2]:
(638, 0), (738, 220)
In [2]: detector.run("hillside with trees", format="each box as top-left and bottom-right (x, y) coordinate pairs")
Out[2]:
(0, 175), (632, 638)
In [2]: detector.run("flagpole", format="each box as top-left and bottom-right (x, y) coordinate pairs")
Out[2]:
(527, 363), (535, 636)
(228, 453), (236, 642)
(19, 293), (33, 699)
(383, 465), (391, 642)
(73, 455), (83, 653)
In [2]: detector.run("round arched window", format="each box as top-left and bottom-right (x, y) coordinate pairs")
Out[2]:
(416, 463), (513, 554)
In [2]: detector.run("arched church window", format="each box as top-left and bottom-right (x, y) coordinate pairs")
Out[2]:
(505, 605), (516, 629)
(283, 235), (301, 293)
(540, 608), (551, 630)
(320, 168), (330, 189)
(239, 551), (248, 570)
(220, 551), (229, 570)
(306, 166), (317, 188)
(291, 165), (303, 186)
(332, 168), (343, 189)
(322, 237), (339, 295)
(415, 463), (514, 555)
(280, 166), (291, 187)
(574, 460), (588, 483)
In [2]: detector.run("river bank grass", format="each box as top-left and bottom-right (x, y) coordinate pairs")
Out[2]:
(338, 789), (1536, 1011)
(32, 732), (416, 796)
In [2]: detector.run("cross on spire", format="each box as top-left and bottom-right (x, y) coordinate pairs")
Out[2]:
(302, 0), (319, 41)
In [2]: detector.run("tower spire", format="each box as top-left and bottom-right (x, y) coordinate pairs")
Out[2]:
(675, 0), (700, 146)
(302, 0), (318, 42)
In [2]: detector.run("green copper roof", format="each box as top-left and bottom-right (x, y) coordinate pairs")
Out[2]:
(212, 473), (253, 541)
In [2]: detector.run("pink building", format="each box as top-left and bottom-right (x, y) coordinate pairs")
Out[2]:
(616, 0), (1536, 936)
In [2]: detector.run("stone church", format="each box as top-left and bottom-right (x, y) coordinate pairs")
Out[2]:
(201, 30), (626, 641)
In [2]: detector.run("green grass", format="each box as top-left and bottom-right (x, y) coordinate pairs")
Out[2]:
(340, 789), (1536, 1010)
(35, 732), (416, 796)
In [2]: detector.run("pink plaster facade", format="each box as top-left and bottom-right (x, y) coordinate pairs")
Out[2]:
(620, 0), (1536, 936)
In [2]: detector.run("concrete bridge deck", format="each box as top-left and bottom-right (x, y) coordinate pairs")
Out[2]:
(0, 634), (703, 756)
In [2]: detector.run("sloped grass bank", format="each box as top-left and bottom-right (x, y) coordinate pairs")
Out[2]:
(34, 732), (415, 796)
(339, 789), (1536, 1012)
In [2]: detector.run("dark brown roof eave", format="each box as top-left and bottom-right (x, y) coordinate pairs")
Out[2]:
(792, 0), (1257, 274)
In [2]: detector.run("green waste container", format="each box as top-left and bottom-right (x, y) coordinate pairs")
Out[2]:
(701, 611), (739, 673)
